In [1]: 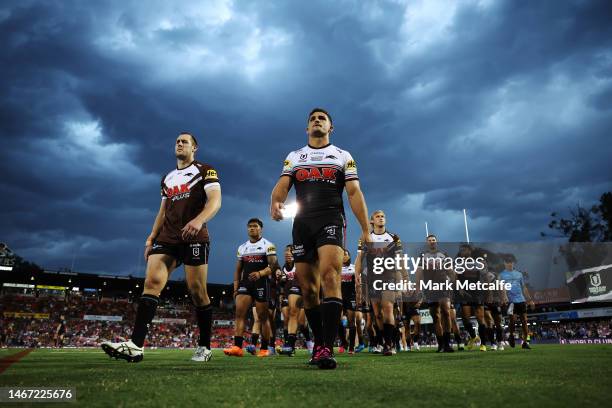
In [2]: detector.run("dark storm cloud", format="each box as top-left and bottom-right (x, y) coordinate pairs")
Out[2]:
(1, 0), (611, 281)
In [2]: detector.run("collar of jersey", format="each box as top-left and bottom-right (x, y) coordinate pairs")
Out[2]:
(307, 143), (331, 150)
(176, 160), (195, 170)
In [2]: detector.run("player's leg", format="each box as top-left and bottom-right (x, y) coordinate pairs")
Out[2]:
(370, 300), (384, 353)
(449, 307), (464, 351)
(484, 309), (495, 351)
(317, 244), (343, 368)
(298, 307), (312, 351)
(281, 302), (289, 346)
(493, 311), (505, 350)
(185, 263), (213, 361)
(461, 305), (477, 349)
(355, 309), (365, 351)
(101, 253), (175, 361)
(297, 261), (322, 352)
(254, 300), (272, 357)
(381, 297), (396, 356)
(429, 303), (443, 352)
(412, 314), (422, 350)
(285, 294), (301, 354)
(224, 294), (251, 356)
(346, 308), (356, 353)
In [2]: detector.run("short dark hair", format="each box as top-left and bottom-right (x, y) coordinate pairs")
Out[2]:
(179, 131), (198, 146)
(426, 234), (437, 240)
(247, 218), (263, 228)
(308, 108), (333, 125)
(285, 244), (293, 250)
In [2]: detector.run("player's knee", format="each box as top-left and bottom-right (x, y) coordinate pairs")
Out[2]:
(144, 277), (164, 292)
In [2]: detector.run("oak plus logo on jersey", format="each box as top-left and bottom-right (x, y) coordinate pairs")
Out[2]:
(295, 166), (338, 182)
(165, 183), (191, 201)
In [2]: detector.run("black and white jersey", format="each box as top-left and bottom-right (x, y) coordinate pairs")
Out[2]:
(341, 263), (356, 291)
(281, 144), (358, 218)
(236, 238), (276, 281)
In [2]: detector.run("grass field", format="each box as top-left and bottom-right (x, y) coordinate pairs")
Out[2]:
(1, 345), (611, 407)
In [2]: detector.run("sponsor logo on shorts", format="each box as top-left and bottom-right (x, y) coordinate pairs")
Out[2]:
(293, 244), (305, 256)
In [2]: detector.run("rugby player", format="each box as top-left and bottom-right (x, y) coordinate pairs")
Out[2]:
(224, 218), (279, 357)
(355, 210), (403, 356)
(455, 244), (487, 350)
(101, 132), (221, 362)
(418, 234), (454, 353)
(340, 249), (358, 354)
(499, 257), (534, 349)
(280, 245), (305, 355)
(270, 108), (371, 369)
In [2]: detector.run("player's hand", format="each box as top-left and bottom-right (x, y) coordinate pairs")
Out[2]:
(361, 230), (372, 244)
(181, 219), (202, 240)
(144, 244), (153, 261)
(248, 271), (261, 281)
(528, 300), (535, 310)
(270, 201), (285, 221)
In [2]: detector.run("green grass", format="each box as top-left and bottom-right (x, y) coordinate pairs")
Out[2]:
(1, 345), (611, 407)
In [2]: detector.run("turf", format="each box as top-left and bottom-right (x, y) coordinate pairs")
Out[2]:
(1, 345), (610, 407)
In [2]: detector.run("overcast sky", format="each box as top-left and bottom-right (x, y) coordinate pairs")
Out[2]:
(1, 0), (611, 283)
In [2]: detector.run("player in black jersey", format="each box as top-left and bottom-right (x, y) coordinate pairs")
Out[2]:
(271, 108), (371, 369)
(101, 132), (221, 363)
(224, 218), (280, 357)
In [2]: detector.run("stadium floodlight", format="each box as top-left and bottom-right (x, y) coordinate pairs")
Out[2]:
(463, 209), (470, 243)
(425, 222), (429, 237)
(281, 202), (298, 219)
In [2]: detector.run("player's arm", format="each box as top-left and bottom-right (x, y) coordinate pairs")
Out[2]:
(345, 180), (371, 244)
(523, 283), (535, 309)
(355, 250), (363, 304)
(248, 254), (278, 281)
(233, 260), (243, 297)
(182, 187), (222, 240)
(270, 176), (291, 221)
(144, 199), (166, 260)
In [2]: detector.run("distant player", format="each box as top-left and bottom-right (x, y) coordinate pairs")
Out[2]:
(339, 249), (358, 354)
(270, 108), (371, 369)
(280, 245), (305, 355)
(418, 234), (454, 353)
(355, 210), (403, 356)
(224, 218), (279, 357)
(54, 315), (66, 348)
(455, 244), (488, 350)
(101, 132), (221, 362)
(499, 257), (534, 349)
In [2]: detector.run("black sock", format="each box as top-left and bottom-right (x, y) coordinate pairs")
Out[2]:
(300, 325), (311, 342)
(305, 307), (323, 346)
(251, 333), (259, 346)
(478, 325), (488, 345)
(338, 322), (348, 348)
(288, 334), (297, 349)
(261, 338), (269, 350)
(131, 294), (159, 348)
(367, 327), (376, 346)
(436, 334), (443, 350)
(375, 326), (383, 347)
(496, 327), (503, 343)
(195, 303), (212, 348)
(444, 332), (452, 348)
(394, 327), (401, 347)
(283, 328), (289, 343)
(321, 297), (343, 349)
(454, 332), (462, 346)
(383, 323), (395, 348)
(357, 330), (364, 345)
(413, 333), (420, 344)
(348, 326), (356, 351)
(488, 327), (496, 344)
(235, 336), (244, 348)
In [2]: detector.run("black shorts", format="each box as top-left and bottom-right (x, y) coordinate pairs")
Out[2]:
(236, 278), (269, 303)
(150, 241), (209, 266)
(342, 295), (357, 311)
(287, 283), (302, 296)
(268, 297), (277, 311)
(292, 214), (344, 262)
(402, 304), (420, 319)
(509, 302), (526, 315)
